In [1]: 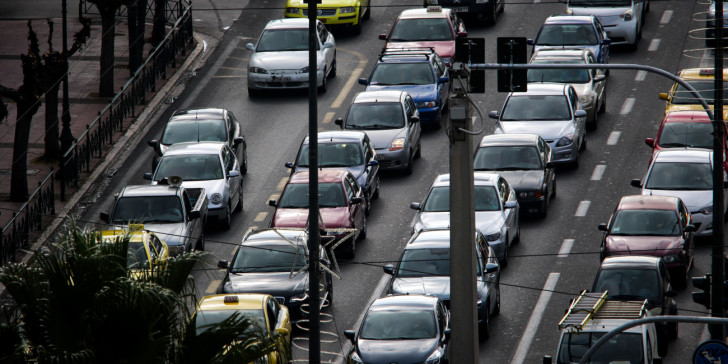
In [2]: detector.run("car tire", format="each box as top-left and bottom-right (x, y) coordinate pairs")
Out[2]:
(587, 109), (598, 131)
(414, 140), (422, 159)
(364, 194), (371, 217)
(363, 0), (371, 20)
(358, 214), (367, 240)
(479, 302), (491, 340)
(500, 235), (509, 267)
(551, 179), (557, 198)
(220, 203), (231, 230)
(486, 5), (497, 25)
(405, 151), (414, 175)
(234, 185), (243, 213)
(657, 329), (668, 357)
(353, 13), (362, 35)
(195, 231), (205, 251)
(330, 55), (337, 78)
(513, 224), (520, 245)
(493, 281), (501, 315)
(248, 87), (259, 97)
(580, 133), (587, 151)
(668, 319), (678, 340)
(598, 90), (606, 114)
(241, 148), (248, 174)
(539, 199), (548, 219)
(318, 69), (328, 93)
(372, 178), (380, 200)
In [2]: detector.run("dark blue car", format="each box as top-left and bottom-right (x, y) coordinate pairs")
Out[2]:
(359, 48), (450, 129)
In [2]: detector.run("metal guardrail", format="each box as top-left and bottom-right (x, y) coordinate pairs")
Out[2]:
(0, 170), (56, 266)
(60, 4), (193, 201)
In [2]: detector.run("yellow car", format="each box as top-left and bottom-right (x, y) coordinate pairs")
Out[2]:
(659, 68), (728, 119)
(194, 294), (292, 363)
(100, 225), (169, 272)
(284, 0), (371, 34)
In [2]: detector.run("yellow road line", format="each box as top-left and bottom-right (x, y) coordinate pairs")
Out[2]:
(332, 68), (364, 108)
(277, 177), (288, 190)
(206, 279), (221, 294)
(254, 212), (268, 222)
(269, 193), (280, 202)
(322, 112), (335, 124)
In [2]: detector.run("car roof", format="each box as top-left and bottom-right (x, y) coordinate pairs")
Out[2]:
(244, 228), (308, 243)
(303, 131), (366, 144)
(663, 110), (712, 123)
(197, 294), (268, 311)
(432, 172), (500, 187)
(617, 195), (679, 211)
(408, 229), (452, 247)
(370, 294), (439, 311)
(531, 49), (592, 60)
(120, 185), (181, 197)
(653, 149), (712, 163)
(264, 18), (313, 30)
(289, 169), (348, 184)
(353, 90), (406, 104)
(379, 49), (436, 63)
(398, 7), (452, 19)
(479, 133), (541, 147)
(678, 67), (728, 80)
(510, 83), (569, 95)
(544, 15), (597, 24)
(171, 108), (226, 120)
(599, 255), (662, 270)
(164, 142), (225, 155)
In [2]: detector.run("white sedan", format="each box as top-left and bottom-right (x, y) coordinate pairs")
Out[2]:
(246, 18), (336, 96)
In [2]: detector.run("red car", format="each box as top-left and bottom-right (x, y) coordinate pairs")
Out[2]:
(269, 170), (367, 259)
(379, 6), (467, 66)
(598, 195), (696, 288)
(644, 110), (727, 166)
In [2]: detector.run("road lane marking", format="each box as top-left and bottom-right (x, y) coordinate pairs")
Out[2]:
(660, 10), (673, 24)
(229, 56), (249, 61)
(277, 177), (288, 190)
(269, 193), (280, 203)
(575, 201), (591, 217)
(510, 273), (560, 364)
(254, 212), (267, 222)
(648, 38), (661, 51)
(323, 112), (335, 124)
(620, 98), (635, 115)
(591, 164), (606, 181)
(219, 66), (246, 71)
(635, 70), (647, 81)
(607, 131), (621, 145)
(332, 68), (364, 108)
(558, 239), (575, 258)
(206, 279), (221, 294)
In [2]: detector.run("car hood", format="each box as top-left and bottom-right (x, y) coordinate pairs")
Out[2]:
(366, 128), (408, 150)
(496, 120), (574, 141)
(356, 338), (438, 363)
(414, 211), (504, 235)
(366, 84), (437, 102)
(386, 41), (456, 58)
(642, 189), (713, 212)
(273, 207), (351, 228)
(143, 223), (186, 247)
(224, 272), (308, 297)
(568, 6), (632, 18)
(496, 170), (545, 191)
(392, 277), (450, 300)
(250, 51), (320, 71)
(605, 235), (684, 256)
(182, 179), (226, 197)
(536, 45), (601, 59)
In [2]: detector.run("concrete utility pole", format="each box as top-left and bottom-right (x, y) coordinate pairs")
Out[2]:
(447, 63), (479, 363)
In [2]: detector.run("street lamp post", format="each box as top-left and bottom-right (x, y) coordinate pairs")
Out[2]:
(60, 0), (75, 154)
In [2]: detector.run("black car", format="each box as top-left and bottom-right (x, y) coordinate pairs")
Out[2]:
(474, 133), (556, 217)
(591, 255), (677, 356)
(344, 294), (450, 364)
(148, 108), (247, 172)
(217, 228), (332, 322)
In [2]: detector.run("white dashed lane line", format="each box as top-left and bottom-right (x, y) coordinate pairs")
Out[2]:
(558, 239), (575, 258)
(510, 273), (560, 364)
(575, 201), (591, 217)
(648, 39), (661, 52)
(660, 10), (673, 24)
(607, 131), (621, 145)
(591, 164), (606, 181)
(620, 98), (635, 115)
(635, 70), (647, 81)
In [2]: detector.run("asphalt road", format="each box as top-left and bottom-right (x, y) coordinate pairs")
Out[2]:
(79, 0), (720, 362)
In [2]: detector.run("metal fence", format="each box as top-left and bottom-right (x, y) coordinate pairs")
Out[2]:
(0, 170), (56, 266)
(60, 4), (193, 201)
(80, 0), (191, 24)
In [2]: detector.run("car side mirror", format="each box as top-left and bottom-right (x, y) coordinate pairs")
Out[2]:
(344, 330), (356, 343)
(665, 290), (677, 297)
(228, 170), (241, 178)
(485, 263), (499, 273)
(457, 31), (467, 38)
(598, 223), (608, 231)
(358, 78), (368, 85)
(527, 39), (534, 45)
(443, 329), (451, 342)
(645, 138), (655, 148)
(378, 34), (387, 40)
(684, 224), (697, 233)
(351, 196), (363, 204)
(410, 202), (421, 210)
(488, 110), (499, 119)
(218, 260), (229, 269)
(439, 76), (450, 83)
(593, 74), (606, 82)
(335, 118), (344, 128)
(658, 92), (669, 101)
(276, 327), (290, 336)
(147, 139), (158, 148)
(504, 201), (517, 209)
(368, 160), (379, 166)
(269, 199), (277, 207)
(410, 115), (420, 123)
(285, 162), (294, 169)
(323, 41), (334, 49)
(233, 137), (244, 146)
(245, 43), (255, 51)
(189, 210), (201, 220)
(575, 110), (588, 118)
(630, 179), (642, 188)
(383, 264), (395, 275)
(99, 212), (110, 223)
(143, 173), (153, 180)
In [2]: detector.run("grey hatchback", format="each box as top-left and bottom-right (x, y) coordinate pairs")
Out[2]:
(336, 90), (422, 174)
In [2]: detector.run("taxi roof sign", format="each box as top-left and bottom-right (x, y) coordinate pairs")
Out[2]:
(224, 296), (240, 304)
(700, 68), (715, 76)
(427, 5), (442, 12)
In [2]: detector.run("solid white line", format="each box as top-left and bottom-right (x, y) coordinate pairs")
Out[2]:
(575, 201), (591, 217)
(660, 10), (673, 25)
(620, 98), (635, 115)
(635, 70), (647, 81)
(648, 38), (661, 52)
(510, 273), (561, 364)
(607, 131), (621, 145)
(331, 68), (364, 108)
(558, 239), (575, 258)
(591, 164), (606, 181)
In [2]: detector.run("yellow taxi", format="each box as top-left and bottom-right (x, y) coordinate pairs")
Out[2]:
(284, 0), (371, 34)
(194, 294), (292, 363)
(100, 225), (169, 272)
(659, 68), (728, 119)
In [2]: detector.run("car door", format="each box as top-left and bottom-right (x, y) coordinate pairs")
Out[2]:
(497, 178), (517, 242)
(344, 177), (365, 230)
(538, 138), (555, 193)
(433, 54), (450, 102)
(222, 146), (240, 204)
(677, 200), (694, 263)
(317, 21), (334, 71)
(362, 136), (378, 197)
(568, 87), (586, 143)
(227, 112), (243, 162)
(595, 19), (610, 63)
(405, 95), (421, 153)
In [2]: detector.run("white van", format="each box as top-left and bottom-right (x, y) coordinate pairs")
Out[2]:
(565, 0), (647, 49)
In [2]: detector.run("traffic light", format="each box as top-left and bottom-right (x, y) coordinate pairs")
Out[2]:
(496, 37), (527, 93)
(692, 273), (711, 309)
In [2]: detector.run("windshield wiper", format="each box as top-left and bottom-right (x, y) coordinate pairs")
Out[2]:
(659, 142), (687, 147)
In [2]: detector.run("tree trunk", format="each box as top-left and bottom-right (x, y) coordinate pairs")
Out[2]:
(127, 2), (139, 76)
(152, 0), (165, 48)
(99, 12), (115, 97)
(136, 0), (146, 65)
(44, 82), (60, 159)
(11, 96), (38, 202)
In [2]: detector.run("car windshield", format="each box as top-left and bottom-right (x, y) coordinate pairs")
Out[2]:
(645, 161), (713, 190)
(231, 244), (307, 273)
(195, 309), (266, 336)
(297, 143), (363, 167)
(557, 332), (644, 364)
(569, 0), (632, 6)
(127, 241), (151, 269)
(657, 122), (714, 148)
(154, 154), (223, 181)
(501, 95), (572, 121)
(528, 61), (591, 83)
(255, 28), (313, 52)
(397, 247), (450, 277)
(160, 119), (227, 145)
(370, 63), (435, 86)
(536, 24), (598, 46)
(671, 80), (728, 105)
(112, 196), (184, 224)
(360, 310), (437, 340)
(390, 18), (453, 41)
(345, 103), (405, 129)
(423, 186), (500, 212)
(610, 209), (681, 236)
(279, 182), (347, 208)
(593, 269), (661, 303)
(474, 146), (542, 170)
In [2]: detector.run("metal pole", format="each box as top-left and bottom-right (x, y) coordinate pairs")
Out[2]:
(710, 0), (726, 341)
(448, 64), (478, 363)
(306, 1), (321, 363)
(60, 0), (75, 155)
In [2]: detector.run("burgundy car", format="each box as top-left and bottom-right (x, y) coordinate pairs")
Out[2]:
(598, 195), (696, 288)
(644, 110), (728, 167)
(269, 169), (367, 259)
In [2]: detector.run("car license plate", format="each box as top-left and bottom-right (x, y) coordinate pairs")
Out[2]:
(273, 75), (291, 82)
(454, 6), (468, 12)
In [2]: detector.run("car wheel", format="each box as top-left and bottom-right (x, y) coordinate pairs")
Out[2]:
(362, 0), (371, 20)
(240, 148), (248, 174)
(551, 178), (557, 198)
(499, 0), (505, 13)
(358, 214), (367, 240)
(195, 231), (205, 251)
(493, 281), (501, 315)
(500, 235), (509, 267)
(513, 224), (520, 245)
(352, 12), (362, 35)
(330, 54), (337, 78)
(405, 151), (414, 175)
(579, 133), (587, 151)
(372, 178), (380, 200)
(220, 203), (231, 230)
(539, 199), (548, 219)
(668, 319), (679, 340)
(364, 194), (371, 217)
(598, 89), (606, 114)
(234, 185), (243, 213)
(318, 68), (327, 93)
(675, 267), (688, 289)
(479, 302), (491, 340)
(248, 87), (259, 97)
(657, 329), (668, 357)
(414, 140), (422, 159)
(587, 109), (598, 131)
(486, 5), (497, 25)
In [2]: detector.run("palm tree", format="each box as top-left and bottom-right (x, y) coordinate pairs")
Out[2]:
(0, 221), (288, 363)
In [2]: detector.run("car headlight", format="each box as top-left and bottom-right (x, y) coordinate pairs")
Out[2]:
(340, 6), (356, 14)
(299, 66), (320, 74)
(285, 7), (300, 15)
(290, 291), (309, 304)
(249, 66), (268, 74)
(519, 191), (544, 199)
(425, 348), (445, 364)
(662, 254), (681, 263)
(699, 205), (714, 215)
(416, 101), (437, 108)
(556, 135), (574, 147)
(485, 232), (501, 242)
(621, 9), (633, 21)
(350, 352), (365, 364)
(579, 94), (594, 104)
(390, 138), (405, 151)
(210, 193), (223, 205)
